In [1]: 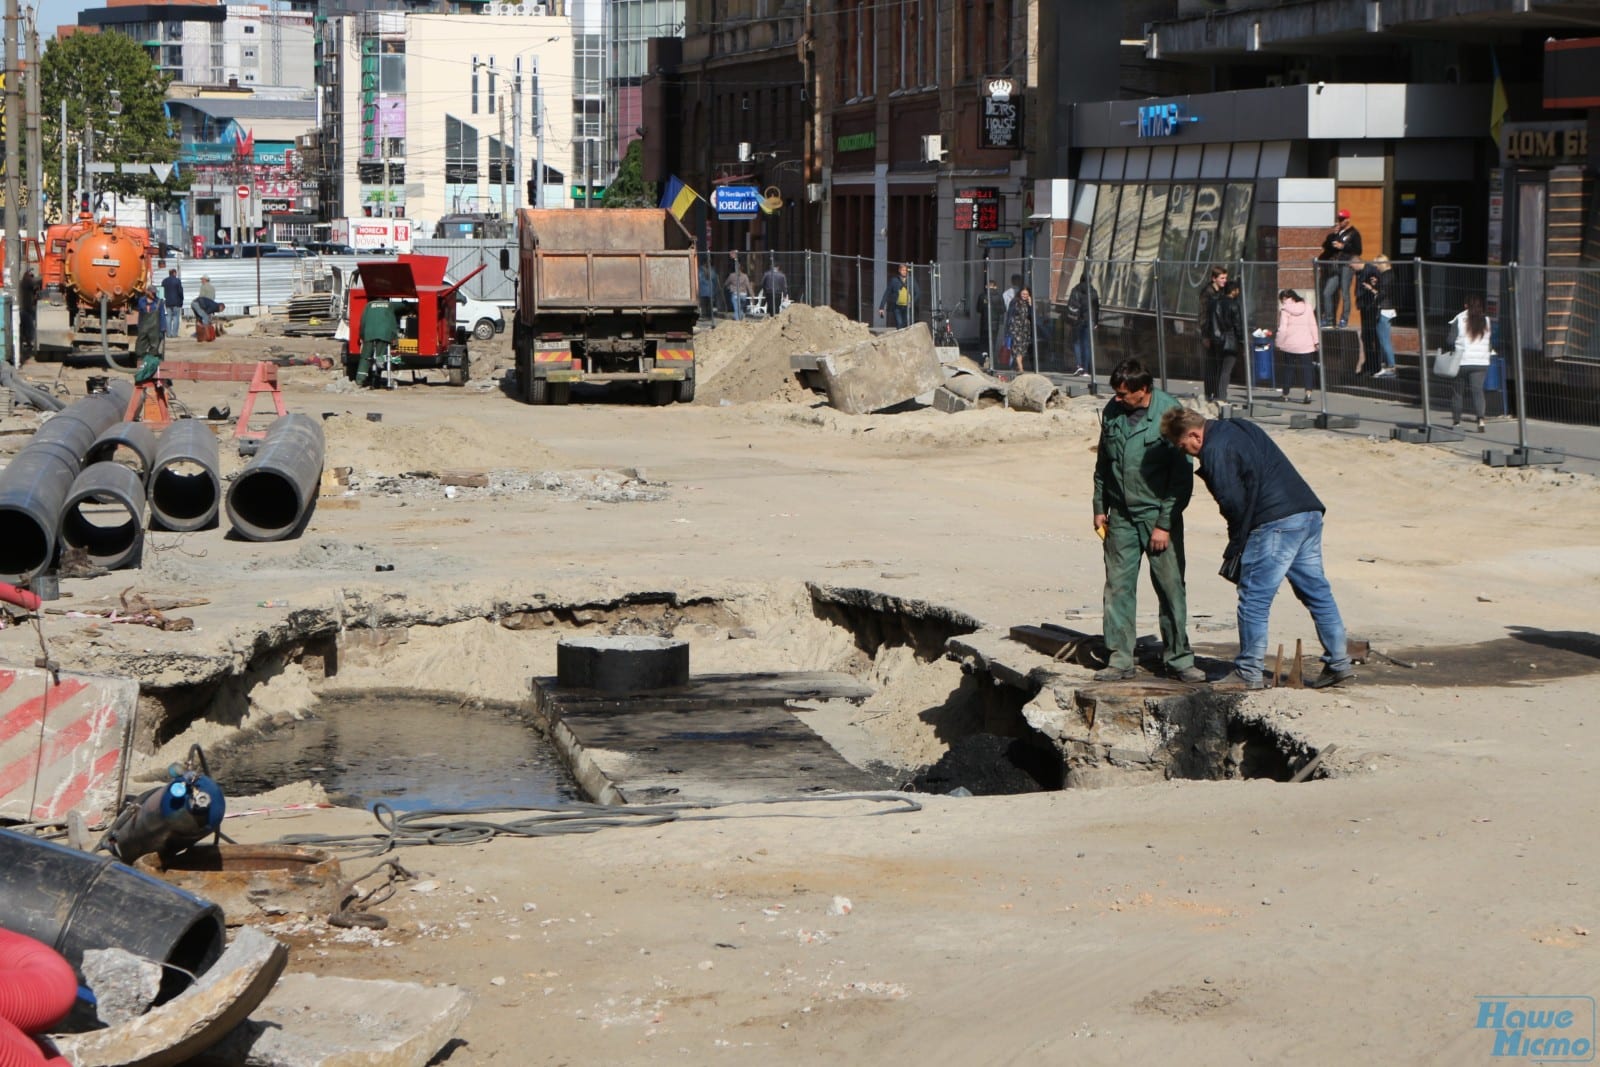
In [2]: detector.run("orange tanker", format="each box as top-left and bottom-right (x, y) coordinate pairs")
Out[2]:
(44, 213), (155, 348)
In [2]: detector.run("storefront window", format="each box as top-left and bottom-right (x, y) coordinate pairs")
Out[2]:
(1130, 184), (1168, 311)
(1217, 183), (1254, 266)
(1087, 184), (1119, 264)
(1104, 185), (1143, 306)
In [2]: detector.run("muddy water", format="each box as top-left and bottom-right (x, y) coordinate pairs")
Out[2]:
(215, 694), (582, 810)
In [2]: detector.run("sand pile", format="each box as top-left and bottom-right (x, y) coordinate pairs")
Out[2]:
(321, 414), (565, 475)
(695, 303), (874, 405)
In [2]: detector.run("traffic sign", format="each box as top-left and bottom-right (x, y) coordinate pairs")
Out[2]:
(711, 184), (762, 219)
(236, 184), (251, 200)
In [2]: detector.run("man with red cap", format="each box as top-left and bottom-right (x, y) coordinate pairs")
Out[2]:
(1319, 209), (1362, 328)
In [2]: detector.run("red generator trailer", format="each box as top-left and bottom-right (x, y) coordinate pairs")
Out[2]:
(343, 255), (485, 386)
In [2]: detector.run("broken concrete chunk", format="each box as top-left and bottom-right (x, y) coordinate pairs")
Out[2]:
(438, 469), (489, 488)
(1006, 373), (1060, 413)
(52, 927), (289, 1067)
(942, 368), (1007, 403)
(932, 388), (974, 414)
(81, 947), (163, 1027)
(816, 323), (943, 415)
(194, 974), (471, 1067)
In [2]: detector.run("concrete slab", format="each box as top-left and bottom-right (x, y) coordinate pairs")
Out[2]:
(52, 926), (289, 1067)
(531, 671), (881, 806)
(0, 664), (137, 824)
(815, 324), (943, 414)
(933, 387), (974, 413)
(192, 974), (471, 1067)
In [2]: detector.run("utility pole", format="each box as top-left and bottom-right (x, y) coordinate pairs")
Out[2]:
(58, 99), (64, 222)
(535, 69), (544, 209)
(512, 61), (522, 214)
(5, 0), (22, 297)
(497, 90), (507, 221)
(24, 7), (39, 233)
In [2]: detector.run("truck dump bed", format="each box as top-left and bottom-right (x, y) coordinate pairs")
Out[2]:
(517, 208), (697, 316)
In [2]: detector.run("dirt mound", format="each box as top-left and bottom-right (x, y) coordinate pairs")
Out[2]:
(695, 303), (874, 406)
(322, 414), (565, 475)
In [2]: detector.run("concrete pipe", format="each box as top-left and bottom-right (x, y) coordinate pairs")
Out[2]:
(148, 419), (222, 533)
(225, 413), (325, 542)
(0, 450), (79, 583)
(59, 461), (148, 571)
(86, 421), (159, 485)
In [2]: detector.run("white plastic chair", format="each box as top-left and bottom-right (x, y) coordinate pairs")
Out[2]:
(745, 292), (769, 320)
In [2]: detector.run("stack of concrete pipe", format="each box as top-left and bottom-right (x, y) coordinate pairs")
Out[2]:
(0, 403), (324, 583)
(0, 382), (132, 583)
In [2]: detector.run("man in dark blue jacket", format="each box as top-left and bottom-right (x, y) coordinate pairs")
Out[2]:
(1160, 408), (1354, 691)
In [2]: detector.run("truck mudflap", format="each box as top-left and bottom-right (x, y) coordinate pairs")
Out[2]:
(651, 345), (694, 382)
(532, 341), (579, 381)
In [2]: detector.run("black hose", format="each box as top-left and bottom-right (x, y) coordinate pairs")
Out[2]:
(225, 413), (325, 542)
(148, 419), (221, 532)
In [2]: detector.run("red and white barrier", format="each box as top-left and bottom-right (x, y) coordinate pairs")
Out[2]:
(0, 666), (136, 825)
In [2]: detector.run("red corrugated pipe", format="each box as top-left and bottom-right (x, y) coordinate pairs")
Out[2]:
(0, 584), (40, 612)
(0, 929), (74, 1066)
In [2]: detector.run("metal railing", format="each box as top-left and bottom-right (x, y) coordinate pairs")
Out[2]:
(1056, 255), (1600, 466)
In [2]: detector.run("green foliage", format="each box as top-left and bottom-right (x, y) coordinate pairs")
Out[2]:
(603, 140), (656, 209)
(39, 32), (184, 217)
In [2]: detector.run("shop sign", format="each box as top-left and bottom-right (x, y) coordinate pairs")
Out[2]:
(483, 2), (549, 12)
(836, 131), (875, 153)
(980, 77), (1022, 151)
(954, 187), (1001, 231)
(1137, 102), (1196, 138)
(1500, 121), (1586, 165)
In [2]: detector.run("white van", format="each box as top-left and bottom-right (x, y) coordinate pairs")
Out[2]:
(457, 290), (504, 341)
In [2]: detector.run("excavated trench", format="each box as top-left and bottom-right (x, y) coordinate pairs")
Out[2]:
(137, 583), (1329, 807)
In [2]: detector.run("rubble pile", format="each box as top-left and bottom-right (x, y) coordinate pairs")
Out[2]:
(694, 303), (874, 406)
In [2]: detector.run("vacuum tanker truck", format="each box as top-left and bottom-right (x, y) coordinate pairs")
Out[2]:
(43, 213), (155, 350)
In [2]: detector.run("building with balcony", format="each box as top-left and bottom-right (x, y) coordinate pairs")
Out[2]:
(76, 0), (313, 89)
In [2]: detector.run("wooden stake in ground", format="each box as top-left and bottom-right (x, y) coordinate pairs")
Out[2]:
(1288, 638), (1305, 688)
(1273, 644), (1284, 689)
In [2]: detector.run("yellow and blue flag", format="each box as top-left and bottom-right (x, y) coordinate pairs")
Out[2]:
(660, 175), (701, 221)
(1490, 50), (1509, 149)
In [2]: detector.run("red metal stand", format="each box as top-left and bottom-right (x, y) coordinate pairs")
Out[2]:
(121, 361), (286, 440)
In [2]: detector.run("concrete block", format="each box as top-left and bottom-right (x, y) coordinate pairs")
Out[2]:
(81, 947), (163, 1026)
(194, 975), (471, 1067)
(557, 635), (689, 693)
(932, 387), (974, 414)
(0, 665), (137, 824)
(816, 323), (943, 415)
(438, 469), (488, 488)
(53, 926), (289, 1067)
(1006, 373), (1059, 413)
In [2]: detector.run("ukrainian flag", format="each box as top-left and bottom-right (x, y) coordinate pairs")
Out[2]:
(661, 175), (700, 221)
(1490, 50), (1509, 149)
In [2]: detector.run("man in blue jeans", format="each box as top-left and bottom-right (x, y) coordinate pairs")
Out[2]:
(1160, 407), (1355, 691)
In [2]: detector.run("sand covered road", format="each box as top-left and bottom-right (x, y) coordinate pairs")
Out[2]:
(5, 312), (1600, 1064)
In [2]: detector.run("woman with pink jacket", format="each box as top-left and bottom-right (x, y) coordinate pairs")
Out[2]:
(1274, 289), (1319, 404)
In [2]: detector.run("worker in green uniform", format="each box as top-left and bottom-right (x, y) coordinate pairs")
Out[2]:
(1091, 358), (1204, 683)
(357, 297), (400, 388)
(132, 287), (165, 384)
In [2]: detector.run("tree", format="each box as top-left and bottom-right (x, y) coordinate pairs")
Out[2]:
(603, 140), (655, 209)
(39, 32), (184, 219)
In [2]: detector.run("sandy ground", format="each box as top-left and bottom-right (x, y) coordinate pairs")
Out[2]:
(6, 309), (1600, 1065)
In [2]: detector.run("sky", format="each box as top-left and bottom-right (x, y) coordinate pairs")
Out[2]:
(39, 4), (92, 38)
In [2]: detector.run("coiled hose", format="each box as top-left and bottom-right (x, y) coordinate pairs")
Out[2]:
(0, 928), (74, 1066)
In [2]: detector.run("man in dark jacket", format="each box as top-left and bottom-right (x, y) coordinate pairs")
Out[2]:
(1319, 210), (1362, 328)
(1160, 408), (1354, 691)
(1092, 359), (1203, 684)
(876, 263), (917, 329)
(161, 268), (185, 338)
(132, 287), (165, 383)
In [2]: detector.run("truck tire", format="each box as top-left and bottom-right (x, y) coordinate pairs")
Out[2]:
(473, 318), (497, 341)
(674, 377), (696, 404)
(549, 382), (572, 405)
(448, 355), (470, 386)
(529, 377), (549, 405)
(645, 381), (674, 406)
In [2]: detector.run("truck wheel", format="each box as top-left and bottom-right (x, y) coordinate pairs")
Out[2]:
(529, 377), (549, 405)
(645, 381), (674, 406)
(448, 355), (469, 386)
(549, 382), (572, 406)
(674, 377), (696, 404)
(473, 318), (496, 341)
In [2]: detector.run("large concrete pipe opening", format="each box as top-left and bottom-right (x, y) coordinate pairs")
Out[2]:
(60, 461), (147, 570)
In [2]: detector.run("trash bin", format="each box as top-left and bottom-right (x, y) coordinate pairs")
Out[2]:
(1485, 354), (1507, 416)
(1252, 336), (1275, 386)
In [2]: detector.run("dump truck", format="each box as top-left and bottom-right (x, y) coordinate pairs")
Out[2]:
(504, 208), (698, 405)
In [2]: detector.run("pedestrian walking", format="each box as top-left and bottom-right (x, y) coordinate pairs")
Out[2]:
(1092, 359), (1203, 684)
(1447, 294), (1494, 433)
(726, 263), (752, 321)
(1161, 407), (1355, 691)
(698, 260), (718, 320)
(1370, 255), (1398, 378)
(877, 263), (917, 329)
(1004, 286), (1036, 371)
(760, 261), (788, 315)
(1065, 275), (1101, 376)
(1273, 289), (1318, 405)
(161, 268), (185, 338)
(1200, 267), (1244, 407)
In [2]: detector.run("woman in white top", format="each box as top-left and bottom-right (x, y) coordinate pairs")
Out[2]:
(1449, 293), (1494, 432)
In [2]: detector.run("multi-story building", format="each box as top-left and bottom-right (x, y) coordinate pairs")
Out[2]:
(605, 0), (685, 174)
(672, 1), (812, 261)
(316, 10), (577, 229)
(76, 0), (314, 89)
(811, 0), (1041, 330)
